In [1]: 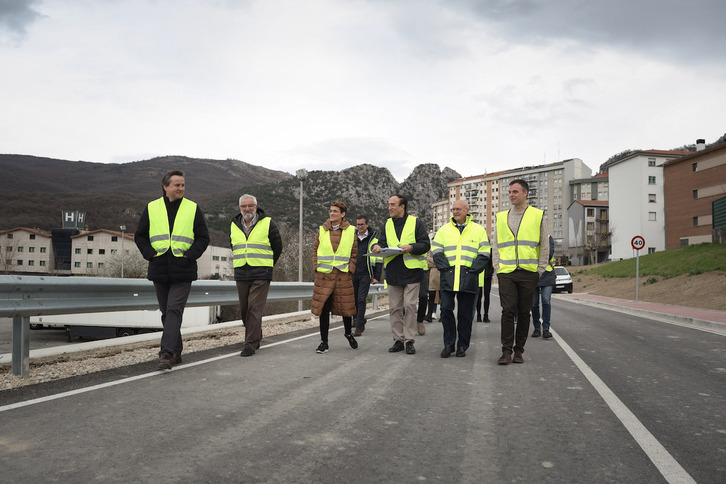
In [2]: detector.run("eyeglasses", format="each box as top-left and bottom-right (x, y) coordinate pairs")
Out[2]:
(239, 204), (256, 208)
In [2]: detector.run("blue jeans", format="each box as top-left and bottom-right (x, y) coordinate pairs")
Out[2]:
(531, 285), (553, 331)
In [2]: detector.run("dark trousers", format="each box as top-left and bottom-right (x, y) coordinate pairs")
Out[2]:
(426, 291), (437, 317)
(498, 269), (539, 353)
(352, 273), (371, 330)
(440, 290), (476, 351)
(319, 294), (353, 343)
(417, 270), (429, 323)
(153, 281), (192, 357)
(236, 279), (271, 349)
(476, 277), (493, 318)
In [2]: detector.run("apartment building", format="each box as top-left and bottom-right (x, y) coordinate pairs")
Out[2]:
(663, 141), (726, 248)
(607, 150), (689, 260)
(442, 173), (504, 235)
(567, 200), (610, 265)
(1, 226), (233, 279)
(0, 227), (54, 274)
(570, 172), (609, 202)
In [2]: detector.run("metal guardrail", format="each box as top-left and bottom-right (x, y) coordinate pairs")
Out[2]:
(0, 275), (387, 377)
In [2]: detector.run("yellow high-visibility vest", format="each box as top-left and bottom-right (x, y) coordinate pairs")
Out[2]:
(495, 207), (543, 273)
(384, 216), (427, 269)
(431, 215), (490, 291)
(230, 217), (273, 268)
(148, 197), (197, 257)
(316, 225), (355, 273)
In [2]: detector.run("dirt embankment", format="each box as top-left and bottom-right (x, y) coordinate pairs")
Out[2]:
(566, 268), (726, 311)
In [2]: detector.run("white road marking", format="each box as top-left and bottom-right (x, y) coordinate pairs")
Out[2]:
(552, 329), (696, 484)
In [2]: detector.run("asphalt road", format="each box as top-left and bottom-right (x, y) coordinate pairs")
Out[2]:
(1, 297), (724, 483)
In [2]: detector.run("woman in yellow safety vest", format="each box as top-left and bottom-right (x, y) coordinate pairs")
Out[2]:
(311, 200), (359, 354)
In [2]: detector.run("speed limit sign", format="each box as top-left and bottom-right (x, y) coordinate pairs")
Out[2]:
(631, 235), (645, 250)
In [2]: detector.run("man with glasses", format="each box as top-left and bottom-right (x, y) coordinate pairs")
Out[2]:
(230, 194), (283, 357)
(352, 215), (382, 336)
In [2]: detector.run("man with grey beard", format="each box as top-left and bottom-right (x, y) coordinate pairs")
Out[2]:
(230, 194), (283, 357)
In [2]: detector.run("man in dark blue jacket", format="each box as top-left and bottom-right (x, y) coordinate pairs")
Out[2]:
(352, 215), (382, 336)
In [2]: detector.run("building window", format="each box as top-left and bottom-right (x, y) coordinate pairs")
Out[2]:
(648, 212), (657, 221)
(99, 249), (105, 255)
(648, 176), (656, 184)
(112, 236), (118, 242)
(98, 262), (104, 268)
(28, 260), (35, 266)
(648, 158), (656, 167)
(30, 234), (35, 239)
(29, 247), (35, 253)
(212, 256), (220, 261)
(111, 249), (118, 255)
(87, 235), (94, 241)
(586, 222), (595, 231)
(6, 247), (12, 252)
(17, 247), (23, 252)
(40, 261), (46, 266)
(40, 247), (46, 253)
(586, 208), (594, 217)
(648, 194), (656, 203)
(693, 217), (699, 226)
(648, 247), (656, 254)
(680, 239), (689, 246)
(86, 262), (93, 268)
(87, 248), (93, 255)
(7, 233), (13, 239)
(75, 248), (81, 254)
(693, 190), (698, 199)
(17, 260), (23, 266)
(75, 262), (81, 268)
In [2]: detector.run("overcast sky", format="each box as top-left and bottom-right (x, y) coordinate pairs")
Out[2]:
(2, 0), (724, 180)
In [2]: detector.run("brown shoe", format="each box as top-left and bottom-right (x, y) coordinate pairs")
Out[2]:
(170, 354), (182, 365)
(157, 354), (173, 371)
(498, 351), (512, 365)
(354, 328), (362, 337)
(417, 322), (426, 336)
(513, 351), (524, 363)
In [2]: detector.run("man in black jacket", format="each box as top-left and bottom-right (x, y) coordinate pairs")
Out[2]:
(371, 195), (430, 355)
(352, 215), (382, 337)
(135, 170), (210, 371)
(230, 194), (283, 357)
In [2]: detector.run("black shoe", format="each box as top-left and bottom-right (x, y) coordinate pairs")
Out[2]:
(423, 315), (433, 322)
(171, 354), (182, 365)
(345, 333), (358, 349)
(240, 346), (255, 357)
(476, 315), (482, 322)
(389, 340), (405, 352)
(513, 350), (524, 363)
(156, 354), (172, 371)
(456, 347), (466, 357)
(543, 330), (553, 339)
(440, 345), (454, 358)
(316, 341), (329, 354)
(405, 341), (416, 354)
(483, 315), (490, 323)
(354, 328), (362, 337)
(498, 351), (512, 365)
(531, 329), (541, 338)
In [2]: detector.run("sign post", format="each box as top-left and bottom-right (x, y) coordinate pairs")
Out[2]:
(631, 235), (645, 301)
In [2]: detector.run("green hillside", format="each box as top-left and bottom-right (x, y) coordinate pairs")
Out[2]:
(573, 243), (726, 278)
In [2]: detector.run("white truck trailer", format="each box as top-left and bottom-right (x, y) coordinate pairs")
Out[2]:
(30, 306), (221, 339)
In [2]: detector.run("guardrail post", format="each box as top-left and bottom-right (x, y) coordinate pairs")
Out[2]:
(372, 294), (378, 310)
(12, 316), (30, 377)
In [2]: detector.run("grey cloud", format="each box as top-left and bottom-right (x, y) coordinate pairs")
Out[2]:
(0, 0), (42, 42)
(444, 0), (726, 64)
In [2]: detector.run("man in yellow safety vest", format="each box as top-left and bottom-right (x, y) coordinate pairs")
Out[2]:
(135, 170), (210, 371)
(371, 194), (430, 355)
(492, 179), (549, 365)
(231, 194), (283, 357)
(432, 199), (490, 358)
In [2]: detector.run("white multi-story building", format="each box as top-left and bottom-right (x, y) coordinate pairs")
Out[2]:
(0, 227), (54, 274)
(70, 229), (135, 276)
(607, 150), (689, 260)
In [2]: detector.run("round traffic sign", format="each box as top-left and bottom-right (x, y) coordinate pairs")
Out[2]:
(631, 235), (645, 250)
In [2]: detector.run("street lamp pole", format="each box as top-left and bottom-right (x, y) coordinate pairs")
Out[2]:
(120, 225), (126, 278)
(296, 169), (308, 311)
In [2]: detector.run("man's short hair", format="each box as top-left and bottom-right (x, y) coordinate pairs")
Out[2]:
(509, 179), (529, 193)
(239, 194), (258, 206)
(161, 170), (184, 187)
(356, 215), (369, 224)
(331, 200), (347, 215)
(392, 194), (408, 212)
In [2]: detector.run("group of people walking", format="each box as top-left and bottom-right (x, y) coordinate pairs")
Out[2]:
(135, 170), (556, 371)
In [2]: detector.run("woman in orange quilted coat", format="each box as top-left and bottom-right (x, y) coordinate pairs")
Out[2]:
(311, 200), (358, 353)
